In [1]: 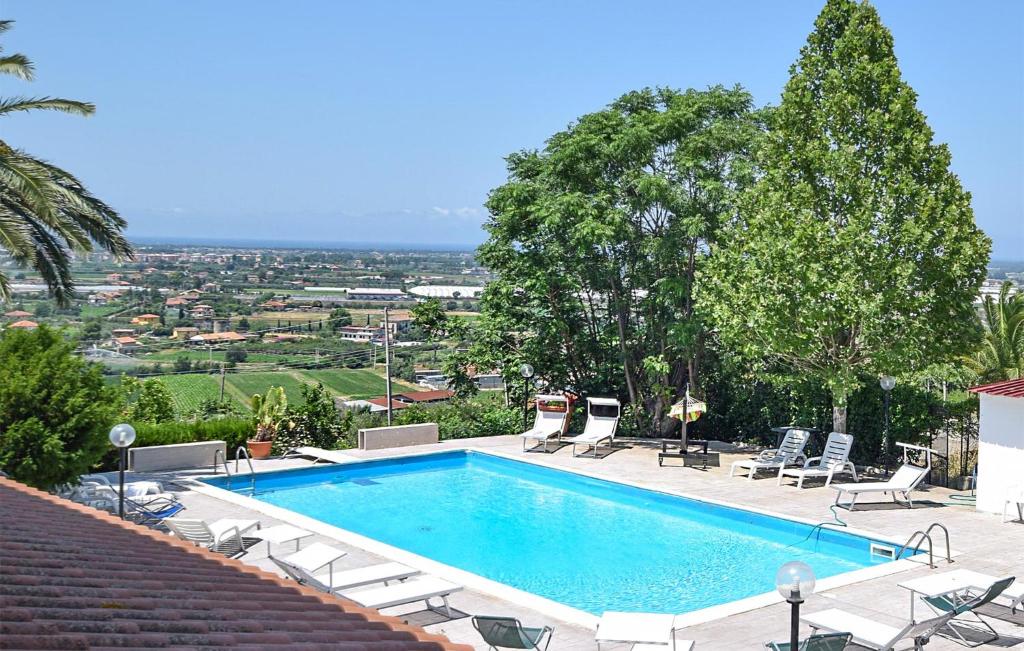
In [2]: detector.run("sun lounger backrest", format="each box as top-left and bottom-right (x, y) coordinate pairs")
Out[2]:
(890, 463), (929, 489)
(820, 432), (853, 469)
(583, 414), (619, 440)
(538, 408), (567, 429)
(270, 555), (331, 593)
(778, 429), (810, 459)
(165, 518), (214, 546)
(956, 576), (1015, 615)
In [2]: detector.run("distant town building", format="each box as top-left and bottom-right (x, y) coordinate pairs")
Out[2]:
(3, 310), (33, 319)
(111, 336), (139, 353)
(346, 288), (407, 301)
(336, 325), (382, 343)
(189, 331), (247, 344)
(408, 285), (485, 299)
(191, 304), (215, 319)
(6, 320), (38, 330)
(130, 314), (161, 326)
(171, 326), (199, 340)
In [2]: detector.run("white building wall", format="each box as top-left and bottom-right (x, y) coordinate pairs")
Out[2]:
(976, 393), (1024, 514)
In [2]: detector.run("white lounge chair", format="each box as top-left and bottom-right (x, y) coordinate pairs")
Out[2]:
(777, 432), (858, 488)
(802, 575), (1014, 650)
(340, 575), (463, 618)
(520, 394), (573, 452)
(565, 397), (621, 458)
(165, 517), (262, 558)
(730, 429), (810, 480)
(832, 442), (932, 510)
(595, 612), (694, 651)
(273, 546), (421, 593)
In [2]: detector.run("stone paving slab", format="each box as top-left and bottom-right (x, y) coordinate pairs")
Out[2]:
(117, 436), (1024, 650)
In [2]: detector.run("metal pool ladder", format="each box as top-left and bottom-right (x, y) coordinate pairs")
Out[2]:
(213, 447), (256, 493)
(896, 523), (953, 569)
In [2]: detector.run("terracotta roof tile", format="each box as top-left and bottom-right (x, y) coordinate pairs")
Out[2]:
(0, 478), (472, 651)
(969, 378), (1024, 398)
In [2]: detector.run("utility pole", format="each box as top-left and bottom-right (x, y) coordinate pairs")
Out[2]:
(219, 363), (226, 401)
(383, 306), (393, 426)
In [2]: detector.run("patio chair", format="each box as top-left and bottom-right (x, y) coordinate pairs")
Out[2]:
(81, 474), (165, 498)
(730, 429), (810, 480)
(564, 397), (621, 458)
(126, 496), (186, 526)
(777, 432), (858, 488)
(594, 612), (694, 650)
(472, 615), (554, 651)
(272, 545), (421, 593)
(165, 517), (262, 558)
(919, 575), (1016, 647)
(339, 575), (463, 618)
(764, 632), (852, 651)
(831, 442), (935, 510)
(520, 394), (573, 453)
(802, 576), (1014, 650)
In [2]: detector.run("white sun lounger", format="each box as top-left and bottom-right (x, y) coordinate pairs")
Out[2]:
(273, 550), (421, 592)
(730, 429), (810, 480)
(165, 517), (262, 558)
(832, 442), (933, 510)
(565, 397), (621, 458)
(803, 576), (1014, 650)
(340, 575), (462, 618)
(802, 607), (954, 650)
(777, 432), (858, 488)
(595, 612), (694, 651)
(520, 394), (573, 452)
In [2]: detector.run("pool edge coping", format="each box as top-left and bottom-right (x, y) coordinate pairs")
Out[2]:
(184, 444), (956, 631)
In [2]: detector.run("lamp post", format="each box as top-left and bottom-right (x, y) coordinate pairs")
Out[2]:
(880, 375), (896, 476)
(776, 561), (816, 651)
(519, 363), (535, 429)
(108, 423), (137, 519)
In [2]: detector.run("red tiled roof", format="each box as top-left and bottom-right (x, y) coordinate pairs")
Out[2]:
(0, 478), (471, 651)
(7, 320), (38, 328)
(396, 390), (455, 403)
(366, 397), (410, 410)
(4, 310), (33, 318)
(969, 378), (1024, 398)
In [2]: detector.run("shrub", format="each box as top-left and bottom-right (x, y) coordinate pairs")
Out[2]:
(0, 326), (116, 488)
(271, 384), (345, 454)
(97, 418), (252, 470)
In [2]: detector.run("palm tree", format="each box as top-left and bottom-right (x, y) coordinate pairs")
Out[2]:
(0, 20), (132, 305)
(965, 281), (1024, 382)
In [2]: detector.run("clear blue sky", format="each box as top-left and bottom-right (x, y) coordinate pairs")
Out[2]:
(4, 1), (1022, 256)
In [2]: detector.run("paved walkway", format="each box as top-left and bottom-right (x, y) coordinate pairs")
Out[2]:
(124, 436), (1023, 650)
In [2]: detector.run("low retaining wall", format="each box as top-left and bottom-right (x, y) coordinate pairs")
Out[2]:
(358, 423), (439, 451)
(129, 440), (226, 472)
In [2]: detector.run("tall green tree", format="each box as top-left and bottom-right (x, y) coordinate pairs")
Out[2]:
(701, 0), (990, 433)
(0, 326), (115, 488)
(479, 86), (761, 434)
(965, 281), (1023, 382)
(0, 21), (132, 305)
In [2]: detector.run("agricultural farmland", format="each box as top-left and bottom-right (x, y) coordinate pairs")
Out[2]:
(155, 374), (234, 415)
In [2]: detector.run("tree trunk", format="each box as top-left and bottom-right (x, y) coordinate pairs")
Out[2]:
(832, 395), (848, 434)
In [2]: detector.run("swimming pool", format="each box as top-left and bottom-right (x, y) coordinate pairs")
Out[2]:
(204, 450), (901, 615)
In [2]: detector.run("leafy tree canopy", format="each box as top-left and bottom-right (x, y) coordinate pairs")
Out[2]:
(700, 0), (990, 432)
(0, 326), (116, 488)
(477, 85), (762, 433)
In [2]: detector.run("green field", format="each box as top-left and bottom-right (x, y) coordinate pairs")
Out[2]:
(301, 368), (391, 399)
(154, 367), (420, 415)
(144, 349), (306, 363)
(155, 374), (232, 415)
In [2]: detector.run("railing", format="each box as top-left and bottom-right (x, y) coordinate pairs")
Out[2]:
(213, 449), (229, 476)
(896, 522), (953, 569)
(234, 446), (257, 493)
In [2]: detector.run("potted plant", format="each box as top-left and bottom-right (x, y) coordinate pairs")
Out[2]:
(248, 386), (287, 459)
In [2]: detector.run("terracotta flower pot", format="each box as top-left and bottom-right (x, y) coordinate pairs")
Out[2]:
(247, 440), (273, 460)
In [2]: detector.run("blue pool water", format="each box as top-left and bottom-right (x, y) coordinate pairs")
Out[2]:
(206, 451), (897, 614)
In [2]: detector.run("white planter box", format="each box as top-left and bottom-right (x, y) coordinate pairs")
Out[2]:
(129, 440), (226, 472)
(358, 423), (439, 451)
